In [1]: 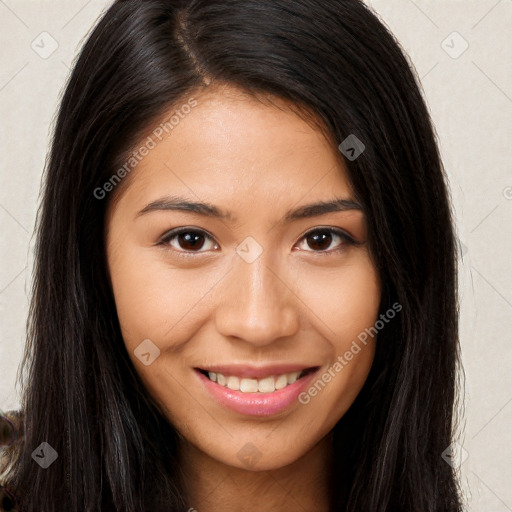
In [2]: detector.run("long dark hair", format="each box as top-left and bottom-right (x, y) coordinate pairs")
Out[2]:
(1, 0), (464, 510)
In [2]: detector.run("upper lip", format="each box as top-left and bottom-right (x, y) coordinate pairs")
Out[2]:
(195, 364), (319, 379)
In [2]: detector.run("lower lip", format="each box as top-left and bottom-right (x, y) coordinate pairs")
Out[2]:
(195, 369), (319, 417)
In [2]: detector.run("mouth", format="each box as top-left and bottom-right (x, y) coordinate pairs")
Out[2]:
(194, 365), (320, 416)
(196, 367), (318, 393)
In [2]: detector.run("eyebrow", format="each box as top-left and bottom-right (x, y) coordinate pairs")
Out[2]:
(136, 195), (362, 222)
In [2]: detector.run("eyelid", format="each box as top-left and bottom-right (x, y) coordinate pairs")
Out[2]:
(295, 226), (359, 255)
(158, 226), (218, 255)
(158, 225), (360, 256)
(298, 225), (357, 244)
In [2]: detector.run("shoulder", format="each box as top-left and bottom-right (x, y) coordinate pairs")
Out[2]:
(0, 484), (19, 511)
(1, 409), (22, 511)
(0, 409), (22, 453)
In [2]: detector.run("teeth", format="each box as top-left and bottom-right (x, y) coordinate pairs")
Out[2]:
(287, 371), (300, 384)
(226, 376), (240, 390)
(240, 378), (259, 392)
(275, 374), (288, 390)
(258, 376), (275, 393)
(204, 370), (306, 393)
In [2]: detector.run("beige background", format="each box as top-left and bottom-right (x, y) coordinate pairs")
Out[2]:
(0, 0), (511, 509)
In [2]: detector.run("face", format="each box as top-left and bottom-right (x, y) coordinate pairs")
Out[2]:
(105, 84), (381, 471)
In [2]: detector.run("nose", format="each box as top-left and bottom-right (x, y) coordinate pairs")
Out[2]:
(214, 250), (301, 347)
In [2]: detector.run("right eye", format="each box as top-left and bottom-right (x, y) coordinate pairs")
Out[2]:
(158, 227), (219, 255)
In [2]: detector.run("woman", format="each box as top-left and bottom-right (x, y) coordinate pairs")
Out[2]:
(0, 0), (465, 510)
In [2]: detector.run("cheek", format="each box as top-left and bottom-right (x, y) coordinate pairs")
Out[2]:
(292, 254), (381, 414)
(109, 240), (381, 361)
(107, 243), (223, 351)
(106, 237), (382, 468)
(295, 253), (381, 342)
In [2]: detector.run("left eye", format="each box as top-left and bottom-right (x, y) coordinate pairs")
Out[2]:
(158, 227), (355, 255)
(296, 228), (355, 253)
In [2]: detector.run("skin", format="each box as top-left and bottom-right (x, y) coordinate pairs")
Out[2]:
(105, 83), (381, 511)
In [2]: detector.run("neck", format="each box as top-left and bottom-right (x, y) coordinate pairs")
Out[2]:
(179, 432), (334, 512)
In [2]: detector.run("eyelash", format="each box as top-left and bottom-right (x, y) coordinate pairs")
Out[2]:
(157, 226), (359, 258)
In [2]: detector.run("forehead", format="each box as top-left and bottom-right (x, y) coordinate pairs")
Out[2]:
(109, 85), (354, 218)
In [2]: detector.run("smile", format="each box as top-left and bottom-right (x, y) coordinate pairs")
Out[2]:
(194, 365), (320, 416)
(201, 369), (313, 393)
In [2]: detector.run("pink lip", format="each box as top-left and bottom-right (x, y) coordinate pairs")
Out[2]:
(195, 367), (319, 417)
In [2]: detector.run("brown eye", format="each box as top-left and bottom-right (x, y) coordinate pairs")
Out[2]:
(297, 228), (355, 254)
(160, 228), (218, 254)
(306, 230), (333, 251)
(176, 231), (206, 251)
